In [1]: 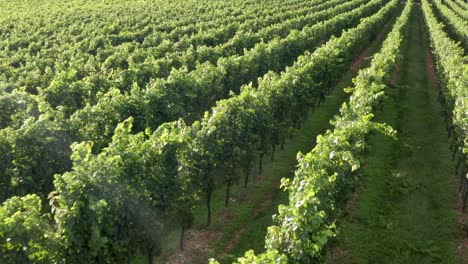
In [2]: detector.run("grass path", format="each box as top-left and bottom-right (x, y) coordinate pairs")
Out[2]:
(328, 5), (459, 263)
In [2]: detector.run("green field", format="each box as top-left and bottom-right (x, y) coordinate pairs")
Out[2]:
(0, 0), (466, 263)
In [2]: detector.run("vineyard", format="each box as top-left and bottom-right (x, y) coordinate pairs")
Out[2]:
(0, 0), (466, 263)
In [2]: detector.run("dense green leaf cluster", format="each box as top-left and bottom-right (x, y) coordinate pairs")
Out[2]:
(421, 1), (467, 159)
(443, 0), (468, 20)
(432, 0), (468, 49)
(50, 119), (196, 262)
(452, 0), (468, 10)
(0, 0), (324, 122)
(0, 115), (72, 202)
(0, 0), (388, 205)
(70, 0), (384, 151)
(0, 0), (338, 202)
(0, 194), (59, 263)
